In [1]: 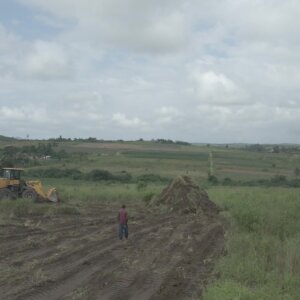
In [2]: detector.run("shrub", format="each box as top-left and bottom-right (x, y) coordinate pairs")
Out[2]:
(136, 181), (147, 191)
(222, 177), (233, 185)
(113, 171), (132, 183)
(85, 169), (114, 181)
(136, 174), (166, 183)
(208, 175), (219, 184)
(270, 175), (287, 185)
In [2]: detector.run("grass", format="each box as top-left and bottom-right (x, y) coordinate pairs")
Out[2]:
(0, 198), (80, 219)
(69, 287), (90, 300)
(42, 178), (164, 205)
(204, 187), (300, 300)
(0, 179), (165, 221)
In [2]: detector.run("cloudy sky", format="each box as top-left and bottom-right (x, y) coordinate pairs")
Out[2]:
(0, 0), (299, 143)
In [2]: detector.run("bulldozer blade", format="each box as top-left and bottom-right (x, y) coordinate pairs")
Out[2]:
(47, 189), (59, 203)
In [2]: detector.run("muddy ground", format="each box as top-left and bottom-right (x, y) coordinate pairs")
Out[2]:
(0, 203), (225, 300)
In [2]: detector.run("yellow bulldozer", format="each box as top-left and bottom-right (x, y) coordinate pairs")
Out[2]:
(0, 168), (59, 202)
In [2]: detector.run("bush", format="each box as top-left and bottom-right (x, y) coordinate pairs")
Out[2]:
(26, 168), (84, 179)
(222, 177), (233, 185)
(26, 168), (134, 183)
(136, 174), (166, 183)
(270, 175), (287, 185)
(113, 171), (132, 183)
(136, 181), (147, 191)
(85, 169), (114, 181)
(208, 175), (219, 184)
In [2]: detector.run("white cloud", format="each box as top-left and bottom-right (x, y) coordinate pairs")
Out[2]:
(22, 40), (71, 79)
(156, 106), (184, 124)
(0, 106), (25, 120)
(112, 113), (147, 128)
(20, 0), (187, 53)
(0, 105), (55, 124)
(191, 70), (247, 105)
(0, 24), (24, 79)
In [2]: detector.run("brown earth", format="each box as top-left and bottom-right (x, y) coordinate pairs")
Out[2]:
(151, 176), (219, 215)
(0, 187), (225, 300)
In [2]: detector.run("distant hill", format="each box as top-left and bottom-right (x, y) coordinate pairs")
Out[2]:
(0, 135), (17, 142)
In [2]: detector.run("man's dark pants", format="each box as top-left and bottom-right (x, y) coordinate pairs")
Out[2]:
(119, 224), (128, 239)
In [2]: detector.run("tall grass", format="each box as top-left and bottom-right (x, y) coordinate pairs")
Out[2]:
(42, 178), (164, 205)
(0, 179), (164, 220)
(204, 187), (300, 300)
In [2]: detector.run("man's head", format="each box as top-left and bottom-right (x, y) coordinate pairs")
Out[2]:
(122, 205), (126, 209)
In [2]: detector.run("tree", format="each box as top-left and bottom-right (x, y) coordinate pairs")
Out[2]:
(273, 145), (280, 153)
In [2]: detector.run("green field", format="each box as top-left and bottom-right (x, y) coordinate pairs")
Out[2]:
(1, 139), (300, 299)
(2, 140), (300, 183)
(204, 187), (300, 300)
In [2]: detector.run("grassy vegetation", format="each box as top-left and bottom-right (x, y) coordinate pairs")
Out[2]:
(57, 180), (163, 204)
(0, 178), (165, 221)
(204, 187), (300, 300)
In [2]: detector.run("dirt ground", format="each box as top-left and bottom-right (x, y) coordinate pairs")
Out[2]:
(0, 203), (225, 300)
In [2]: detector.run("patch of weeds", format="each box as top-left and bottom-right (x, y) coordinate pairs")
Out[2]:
(25, 237), (42, 249)
(143, 192), (155, 205)
(13, 200), (30, 217)
(70, 287), (90, 300)
(31, 268), (51, 287)
(204, 280), (255, 300)
(0, 264), (19, 281)
(136, 180), (147, 191)
(49, 205), (80, 216)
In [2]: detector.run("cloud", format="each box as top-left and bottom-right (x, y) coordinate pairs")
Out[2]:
(191, 70), (247, 105)
(0, 106), (25, 120)
(112, 113), (147, 128)
(0, 24), (24, 79)
(0, 105), (54, 124)
(156, 106), (184, 124)
(0, 24), (18, 53)
(20, 0), (187, 53)
(22, 40), (71, 79)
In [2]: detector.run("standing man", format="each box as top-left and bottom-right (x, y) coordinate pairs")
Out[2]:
(118, 204), (128, 240)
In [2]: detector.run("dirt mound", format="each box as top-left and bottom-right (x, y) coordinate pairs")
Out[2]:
(151, 176), (219, 214)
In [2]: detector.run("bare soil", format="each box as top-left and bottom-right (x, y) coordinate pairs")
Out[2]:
(0, 202), (224, 300)
(151, 176), (219, 215)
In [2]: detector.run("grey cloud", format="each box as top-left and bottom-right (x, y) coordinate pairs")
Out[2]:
(21, 0), (188, 53)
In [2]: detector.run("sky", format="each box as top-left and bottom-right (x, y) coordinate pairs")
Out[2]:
(0, 0), (300, 143)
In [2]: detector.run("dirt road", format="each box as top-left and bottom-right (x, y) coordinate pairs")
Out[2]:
(0, 203), (224, 300)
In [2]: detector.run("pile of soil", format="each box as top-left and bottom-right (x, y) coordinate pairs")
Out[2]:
(151, 176), (219, 215)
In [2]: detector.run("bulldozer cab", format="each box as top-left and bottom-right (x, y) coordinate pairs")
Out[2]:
(1, 168), (23, 180)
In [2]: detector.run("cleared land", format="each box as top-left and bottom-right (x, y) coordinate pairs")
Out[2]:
(0, 201), (224, 300)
